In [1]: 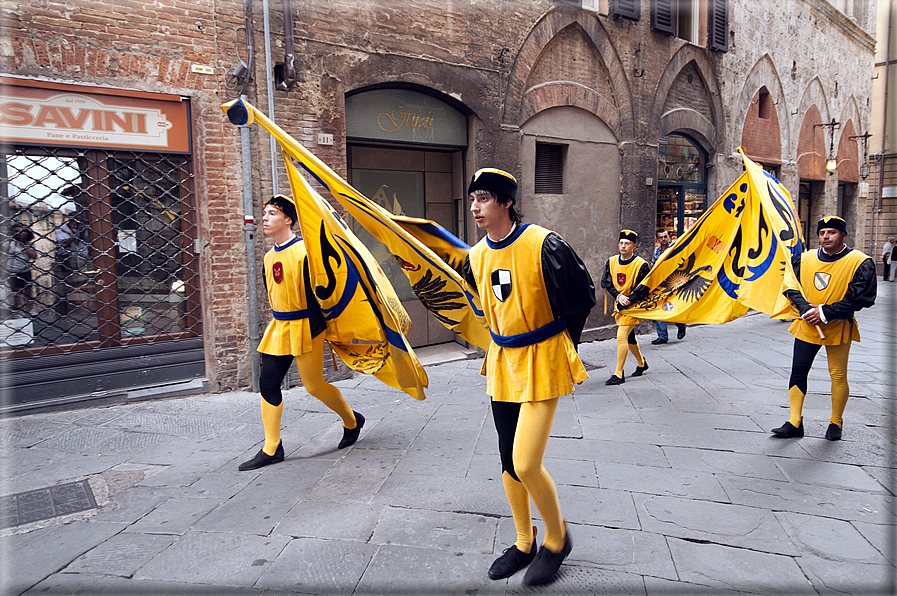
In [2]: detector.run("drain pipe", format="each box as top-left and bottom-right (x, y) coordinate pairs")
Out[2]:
(279, 0), (297, 90)
(262, 0), (279, 196)
(242, 0), (260, 391)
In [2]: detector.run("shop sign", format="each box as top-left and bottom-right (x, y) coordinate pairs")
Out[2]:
(0, 77), (191, 153)
(346, 88), (466, 146)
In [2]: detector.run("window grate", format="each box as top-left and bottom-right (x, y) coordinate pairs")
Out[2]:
(535, 143), (565, 195)
(1, 147), (201, 357)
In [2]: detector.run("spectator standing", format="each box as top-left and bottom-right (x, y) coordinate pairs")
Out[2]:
(650, 229), (686, 344)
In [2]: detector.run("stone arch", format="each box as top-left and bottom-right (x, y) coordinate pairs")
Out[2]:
(797, 103), (827, 181)
(650, 45), (725, 155)
(502, 6), (632, 140)
(735, 54), (791, 161)
(795, 77), (832, 146)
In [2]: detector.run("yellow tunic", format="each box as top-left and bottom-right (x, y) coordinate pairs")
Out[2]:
(788, 248), (868, 346)
(468, 224), (587, 403)
(608, 254), (648, 326)
(257, 238), (316, 356)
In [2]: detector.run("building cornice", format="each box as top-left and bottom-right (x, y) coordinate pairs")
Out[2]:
(799, 0), (876, 53)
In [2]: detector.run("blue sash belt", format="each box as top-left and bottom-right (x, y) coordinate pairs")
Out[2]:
(490, 318), (567, 348)
(272, 308), (313, 321)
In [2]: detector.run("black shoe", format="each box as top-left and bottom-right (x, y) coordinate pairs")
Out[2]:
(522, 525), (573, 586)
(771, 420), (804, 438)
(488, 526), (537, 580)
(825, 423), (842, 441)
(677, 326), (686, 340)
(631, 360), (648, 377)
(651, 338), (668, 345)
(238, 441), (284, 471)
(338, 411), (365, 449)
(605, 374), (624, 385)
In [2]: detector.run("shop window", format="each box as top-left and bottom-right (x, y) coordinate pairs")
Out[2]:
(657, 134), (707, 235)
(535, 142), (565, 194)
(1, 147), (201, 355)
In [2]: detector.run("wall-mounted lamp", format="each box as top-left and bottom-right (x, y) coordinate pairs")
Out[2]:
(815, 118), (841, 174)
(849, 130), (872, 179)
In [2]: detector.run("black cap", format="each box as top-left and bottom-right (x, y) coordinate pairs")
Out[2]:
(619, 229), (638, 243)
(816, 216), (847, 235)
(266, 194), (298, 225)
(467, 168), (517, 202)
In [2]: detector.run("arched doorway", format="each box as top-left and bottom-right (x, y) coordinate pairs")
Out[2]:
(345, 87), (468, 348)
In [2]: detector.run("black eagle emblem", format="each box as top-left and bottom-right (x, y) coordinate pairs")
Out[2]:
(410, 268), (466, 327)
(635, 253), (713, 309)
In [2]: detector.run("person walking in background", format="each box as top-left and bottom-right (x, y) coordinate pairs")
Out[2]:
(54, 215), (90, 316)
(601, 230), (650, 385)
(650, 229), (686, 344)
(1, 223), (38, 315)
(771, 216), (876, 441)
(881, 236), (893, 281)
(238, 194), (364, 471)
(463, 168), (595, 586)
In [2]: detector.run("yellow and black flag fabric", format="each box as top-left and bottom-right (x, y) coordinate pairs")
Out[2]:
(626, 149), (805, 324)
(223, 97), (491, 351)
(223, 99), (427, 400)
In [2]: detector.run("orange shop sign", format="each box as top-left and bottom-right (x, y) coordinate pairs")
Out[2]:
(0, 78), (191, 153)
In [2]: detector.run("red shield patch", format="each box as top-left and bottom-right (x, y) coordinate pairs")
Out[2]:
(616, 272), (626, 286)
(272, 262), (284, 284)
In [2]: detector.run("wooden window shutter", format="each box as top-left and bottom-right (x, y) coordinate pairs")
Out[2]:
(651, 0), (675, 35)
(535, 143), (564, 194)
(708, 0), (729, 51)
(611, 0), (640, 20)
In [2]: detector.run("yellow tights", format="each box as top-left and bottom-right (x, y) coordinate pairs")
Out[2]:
(615, 324), (644, 377)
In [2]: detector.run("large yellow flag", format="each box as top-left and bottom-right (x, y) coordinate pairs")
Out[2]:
(223, 100), (427, 400)
(625, 149), (804, 323)
(223, 98), (490, 350)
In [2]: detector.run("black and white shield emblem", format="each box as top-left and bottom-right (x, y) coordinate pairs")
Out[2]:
(491, 269), (512, 302)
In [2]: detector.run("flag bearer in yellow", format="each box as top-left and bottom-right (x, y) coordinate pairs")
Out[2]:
(600, 230), (650, 385)
(772, 216), (876, 441)
(239, 195), (364, 471)
(462, 168), (595, 586)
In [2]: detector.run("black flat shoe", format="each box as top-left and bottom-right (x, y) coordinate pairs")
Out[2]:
(238, 441), (284, 471)
(523, 525), (573, 586)
(631, 360), (648, 377)
(825, 423), (842, 441)
(338, 411), (365, 449)
(771, 420), (804, 438)
(488, 526), (537, 580)
(605, 374), (625, 386)
(651, 338), (668, 345)
(677, 326), (687, 340)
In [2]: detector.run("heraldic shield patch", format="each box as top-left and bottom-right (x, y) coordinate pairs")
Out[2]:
(491, 269), (512, 302)
(273, 262), (284, 284)
(814, 271), (831, 291)
(617, 272), (627, 286)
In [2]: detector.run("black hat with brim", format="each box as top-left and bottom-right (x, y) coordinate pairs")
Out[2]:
(816, 216), (847, 235)
(619, 229), (638, 243)
(267, 194), (298, 225)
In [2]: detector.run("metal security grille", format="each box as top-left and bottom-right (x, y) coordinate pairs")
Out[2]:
(0, 146), (201, 360)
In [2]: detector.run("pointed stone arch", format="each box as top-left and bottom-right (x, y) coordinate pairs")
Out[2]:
(650, 45), (724, 156)
(736, 54), (791, 161)
(502, 6), (632, 140)
(795, 77), (832, 145)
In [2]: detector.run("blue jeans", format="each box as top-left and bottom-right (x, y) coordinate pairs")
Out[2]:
(655, 321), (685, 340)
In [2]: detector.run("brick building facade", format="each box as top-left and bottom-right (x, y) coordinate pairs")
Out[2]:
(0, 0), (876, 406)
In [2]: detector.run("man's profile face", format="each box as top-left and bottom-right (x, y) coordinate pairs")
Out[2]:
(262, 204), (292, 237)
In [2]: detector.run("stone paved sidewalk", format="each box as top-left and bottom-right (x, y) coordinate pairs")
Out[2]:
(1, 283), (894, 595)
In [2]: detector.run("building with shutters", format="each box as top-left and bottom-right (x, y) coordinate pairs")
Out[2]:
(0, 0), (877, 408)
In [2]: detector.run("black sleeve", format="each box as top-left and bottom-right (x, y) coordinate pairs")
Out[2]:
(821, 258), (877, 320)
(462, 255), (477, 291)
(784, 252), (812, 315)
(622, 261), (652, 305)
(599, 259), (618, 298)
(634, 261), (650, 286)
(542, 234), (596, 346)
(303, 256), (327, 338)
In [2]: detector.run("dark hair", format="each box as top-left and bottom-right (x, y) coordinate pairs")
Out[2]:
(15, 227), (34, 242)
(482, 190), (522, 225)
(265, 195), (298, 227)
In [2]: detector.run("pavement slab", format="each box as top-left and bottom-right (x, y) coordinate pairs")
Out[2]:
(596, 461), (729, 501)
(370, 506), (497, 553)
(62, 531), (177, 577)
(661, 445), (788, 481)
(772, 456), (888, 493)
(255, 537), (376, 595)
(356, 544), (498, 595)
(633, 493), (799, 556)
(273, 500), (383, 541)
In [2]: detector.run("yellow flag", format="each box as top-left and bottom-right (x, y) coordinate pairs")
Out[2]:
(223, 97), (490, 350)
(223, 100), (427, 400)
(626, 149), (805, 324)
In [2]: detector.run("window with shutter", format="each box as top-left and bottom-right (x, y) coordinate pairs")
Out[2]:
(708, 0), (729, 51)
(611, 0), (640, 20)
(651, 0), (675, 35)
(535, 143), (565, 194)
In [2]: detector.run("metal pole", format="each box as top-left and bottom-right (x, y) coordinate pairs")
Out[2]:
(263, 0), (279, 196)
